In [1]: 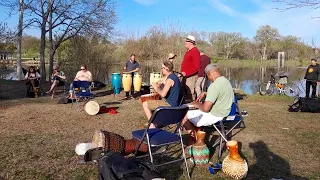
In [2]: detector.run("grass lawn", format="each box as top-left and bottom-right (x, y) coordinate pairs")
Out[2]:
(0, 80), (319, 180)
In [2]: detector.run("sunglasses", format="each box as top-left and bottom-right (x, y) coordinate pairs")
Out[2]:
(81, 69), (86, 70)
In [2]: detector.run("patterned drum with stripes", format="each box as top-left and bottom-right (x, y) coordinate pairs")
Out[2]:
(189, 131), (209, 166)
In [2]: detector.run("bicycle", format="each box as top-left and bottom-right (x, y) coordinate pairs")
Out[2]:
(259, 75), (300, 97)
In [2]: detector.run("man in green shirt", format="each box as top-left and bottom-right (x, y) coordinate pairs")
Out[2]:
(182, 63), (234, 135)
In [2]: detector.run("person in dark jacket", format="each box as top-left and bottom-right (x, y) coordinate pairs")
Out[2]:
(195, 50), (211, 98)
(304, 58), (320, 98)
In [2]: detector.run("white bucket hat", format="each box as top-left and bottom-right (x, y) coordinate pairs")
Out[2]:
(186, 35), (196, 44)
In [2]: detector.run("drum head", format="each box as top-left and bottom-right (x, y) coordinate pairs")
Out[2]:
(85, 101), (100, 115)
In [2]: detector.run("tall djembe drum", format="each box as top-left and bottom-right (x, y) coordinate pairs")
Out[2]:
(122, 72), (132, 94)
(189, 131), (210, 166)
(91, 130), (148, 155)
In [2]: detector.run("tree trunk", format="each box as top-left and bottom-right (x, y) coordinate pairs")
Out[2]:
(226, 49), (230, 59)
(48, 3), (54, 81)
(39, 21), (47, 83)
(262, 46), (267, 60)
(16, 0), (23, 80)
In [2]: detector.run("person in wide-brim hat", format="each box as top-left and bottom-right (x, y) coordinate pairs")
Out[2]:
(168, 53), (177, 61)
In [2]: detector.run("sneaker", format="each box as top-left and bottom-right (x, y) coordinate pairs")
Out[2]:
(241, 110), (248, 116)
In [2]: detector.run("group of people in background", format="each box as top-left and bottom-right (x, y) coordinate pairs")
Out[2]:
(122, 35), (212, 102)
(121, 35), (235, 142)
(25, 64), (92, 99)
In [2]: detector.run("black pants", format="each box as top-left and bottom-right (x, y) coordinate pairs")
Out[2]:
(306, 80), (317, 98)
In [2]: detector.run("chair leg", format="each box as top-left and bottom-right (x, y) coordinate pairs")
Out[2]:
(218, 121), (227, 160)
(179, 129), (190, 179)
(146, 133), (153, 163)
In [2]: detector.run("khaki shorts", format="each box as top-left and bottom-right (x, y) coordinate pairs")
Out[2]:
(146, 100), (170, 110)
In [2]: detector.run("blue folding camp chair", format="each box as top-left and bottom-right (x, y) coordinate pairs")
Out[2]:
(201, 97), (245, 160)
(132, 105), (191, 179)
(72, 81), (94, 111)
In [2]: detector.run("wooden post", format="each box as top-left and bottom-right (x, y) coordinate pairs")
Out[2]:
(277, 52), (285, 70)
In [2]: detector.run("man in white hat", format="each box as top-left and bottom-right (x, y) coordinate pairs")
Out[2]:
(180, 35), (200, 102)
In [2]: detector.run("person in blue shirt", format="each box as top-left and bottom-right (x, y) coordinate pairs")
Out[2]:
(123, 54), (140, 99)
(142, 60), (181, 128)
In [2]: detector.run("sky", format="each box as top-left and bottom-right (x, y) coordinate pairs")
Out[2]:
(1, 0), (320, 45)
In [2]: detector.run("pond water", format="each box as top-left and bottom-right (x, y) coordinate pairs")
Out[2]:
(1, 65), (315, 97)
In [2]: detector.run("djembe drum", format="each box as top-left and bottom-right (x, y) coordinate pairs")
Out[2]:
(133, 73), (142, 92)
(29, 79), (40, 98)
(222, 140), (248, 179)
(189, 131), (210, 166)
(84, 100), (100, 115)
(91, 130), (148, 155)
(122, 73), (132, 92)
(140, 93), (160, 103)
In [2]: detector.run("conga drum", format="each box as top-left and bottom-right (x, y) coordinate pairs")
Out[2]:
(91, 130), (148, 155)
(133, 73), (142, 92)
(84, 100), (100, 115)
(111, 73), (121, 94)
(149, 72), (162, 85)
(149, 72), (162, 93)
(122, 73), (132, 92)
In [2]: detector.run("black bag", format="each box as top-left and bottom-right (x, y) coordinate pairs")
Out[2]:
(57, 97), (75, 104)
(288, 97), (320, 113)
(98, 151), (164, 180)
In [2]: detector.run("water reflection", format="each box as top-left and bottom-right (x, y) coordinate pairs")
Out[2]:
(2, 65), (316, 96)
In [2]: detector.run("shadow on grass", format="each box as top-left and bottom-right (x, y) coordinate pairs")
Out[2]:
(247, 140), (308, 180)
(100, 101), (122, 106)
(94, 90), (114, 97)
(139, 151), (186, 180)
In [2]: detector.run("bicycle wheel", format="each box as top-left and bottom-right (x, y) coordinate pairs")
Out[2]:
(284, 83), (300, 97)
(259, 82), (274, 95)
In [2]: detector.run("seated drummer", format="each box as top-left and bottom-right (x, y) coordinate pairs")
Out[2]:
(69, 64), (93, 98)
(25, 66), (41, 96)
(24, 66), (41, 86)
(142, 60), (181, 128)
(181, 63), (234, 142)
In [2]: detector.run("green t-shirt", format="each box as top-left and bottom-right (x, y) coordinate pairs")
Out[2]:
(205, 76), (234, 117)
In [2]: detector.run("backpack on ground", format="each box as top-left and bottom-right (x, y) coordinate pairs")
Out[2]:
(288, 97), (320, 113)
(98, 151), (164, 180)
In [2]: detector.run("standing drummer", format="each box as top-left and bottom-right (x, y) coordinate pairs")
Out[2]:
(181, 35), (200, 102)
(123, 53), (140, 99)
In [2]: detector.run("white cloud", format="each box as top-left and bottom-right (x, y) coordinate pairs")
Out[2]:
(208, 0), (237, 16)
(246, 1), (320, 44)
(207, 0), (320, 43)
(133, 0), (156, 6)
